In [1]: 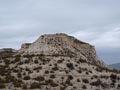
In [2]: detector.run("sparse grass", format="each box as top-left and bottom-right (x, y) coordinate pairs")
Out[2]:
(17, 72), (22, 78)
(52, 66), (59, 71)
(50, 74), (55, 78)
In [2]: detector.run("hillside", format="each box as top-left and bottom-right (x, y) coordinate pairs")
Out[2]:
(0, 33), (120, 90)
(110, 63), (120, 70)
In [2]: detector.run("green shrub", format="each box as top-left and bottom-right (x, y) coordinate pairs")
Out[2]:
(61, 77), (64, 80)
(4, 59), (10, 65)
(0, 78), (5, 83)
(86, 72), (89, 75)
(82, 79), (89, 83)
(33, 67), (42, 70)
(45, 70), (49, 74)
(17, 72), (22, 78)
(57, 59), (64, 63)
(45, 79), (58, 87)
(90, 79), (102, 86)
(68, 75), (73, 80)
(24, 60), (30, 64)
(23, 76), (31, 80)
(30, 82), (40, 89)
(77, 79), (80, 82)
(96, 68), (102, 72)
(34, 59), (39, 64)
(78, 69), (82, 73)
(65, 79), (72, 86)
(0, 84), (5, 89)
(25, 68), (30, 72)
(100, 75), (109, 79)
(5, 75), (15, 83)
(50, 75), (55, 78)
(82, 85), (87, 89)
(14, 55), (21, 62)
(66, 63), (74, 70)
(117, 84), (120, 89)
(13, 80), (22, 87)
(18, 61), (23, 65)
(110, 83), (115, 87)
(110, 74), (117, 80)
(13, 69), (19, 73)
(93, 75), (98, 79)
(79, 59), (87, 63)
(50, 81), (58, 87)
(22, 84), (28, 89)
(34, 76), (45, 82)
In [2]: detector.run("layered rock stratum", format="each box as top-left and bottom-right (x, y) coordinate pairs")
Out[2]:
(0, 33), (120, 90)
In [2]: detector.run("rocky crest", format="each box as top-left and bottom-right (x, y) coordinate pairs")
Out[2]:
(0, 33), (120, 90)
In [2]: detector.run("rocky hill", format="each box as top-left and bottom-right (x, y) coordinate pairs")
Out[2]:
(0, 33), (120, 90)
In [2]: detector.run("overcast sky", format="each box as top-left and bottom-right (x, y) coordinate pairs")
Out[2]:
(0, 0), (120, 64)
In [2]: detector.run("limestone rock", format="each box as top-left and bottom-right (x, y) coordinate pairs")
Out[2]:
(19, 33), (105, 67)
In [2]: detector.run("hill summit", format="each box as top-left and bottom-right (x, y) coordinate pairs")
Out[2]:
(0, 33), (120, 90)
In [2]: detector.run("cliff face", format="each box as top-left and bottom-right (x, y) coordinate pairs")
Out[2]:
(0, 33), (120, 90)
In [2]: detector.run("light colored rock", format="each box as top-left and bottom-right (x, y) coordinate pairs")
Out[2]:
(19, 33), (105, 67)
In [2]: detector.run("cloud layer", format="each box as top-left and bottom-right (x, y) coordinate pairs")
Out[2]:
(0, 0), (120, 64)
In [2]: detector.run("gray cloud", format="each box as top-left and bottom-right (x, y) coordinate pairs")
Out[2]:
(71, 27), (120, 49)
(0, 0), (120, 64)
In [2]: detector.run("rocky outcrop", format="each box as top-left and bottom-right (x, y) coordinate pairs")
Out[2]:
(19, 43), (31, 53)
(19, 33), (105, 67)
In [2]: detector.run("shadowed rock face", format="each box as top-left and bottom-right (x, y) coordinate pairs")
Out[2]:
(19, 33), (105, 67)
